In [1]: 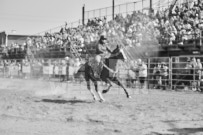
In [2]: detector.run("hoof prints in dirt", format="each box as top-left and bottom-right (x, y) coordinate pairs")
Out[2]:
(87, 118), (104, 124)
(36, 99), (93, 105)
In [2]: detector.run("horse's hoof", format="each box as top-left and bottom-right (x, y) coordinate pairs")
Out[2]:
(102, 90), (108, 94)
(127, 95), (132, 99)
(93, 97), (97, 101)
(99, 99), (105, 103)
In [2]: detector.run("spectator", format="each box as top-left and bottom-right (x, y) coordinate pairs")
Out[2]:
(152, 63), (161, 89)
(196, 59), (202, 91)
(128, 60), (138, 88)
(138, 59), (147, 89)
(160, 62), (169, 90)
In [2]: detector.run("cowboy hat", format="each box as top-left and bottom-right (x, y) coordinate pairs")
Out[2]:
(100, 35), (107, 40)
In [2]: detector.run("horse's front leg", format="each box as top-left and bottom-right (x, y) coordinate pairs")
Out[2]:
(111, 77), (131, 98)
(93, 80), (105, 102)
(85, 76), (97, 101)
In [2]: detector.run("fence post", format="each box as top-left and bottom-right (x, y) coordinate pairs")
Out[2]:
(147, 58), (150, 89)
(106, 7), (108, 18)
(200, 30), (202, 46)
(82, 5), (85, 25)
(112, 0), (115, 20)
(126, 3), (128, 15)
(169, 57), (172, 90)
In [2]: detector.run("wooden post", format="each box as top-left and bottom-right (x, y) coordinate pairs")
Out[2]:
(112, 0), (115, 20)
(82, 4), (85, 25)
(200, 30), (202, 46)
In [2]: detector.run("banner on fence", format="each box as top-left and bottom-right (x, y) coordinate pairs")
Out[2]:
(69, 66), (75, 76)
(32, 65), (42, 77)
(22, 65), (31, 73)
(0, 65), (4, 71)
(0, 65), (4, 76)
(54, 65), (66, 75)
(32, 65), (42, 71)
(9, 65), (19, 76)
(54, 66), (59, 75)
(43, 65), (54, 75)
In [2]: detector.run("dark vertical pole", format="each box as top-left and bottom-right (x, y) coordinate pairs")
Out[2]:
(82, 4), (85, 25)
(142, 0), (143, 13)
(200, 31), (202, 46)
(112, 0), (115, 20)
(150, 0), (152, 13)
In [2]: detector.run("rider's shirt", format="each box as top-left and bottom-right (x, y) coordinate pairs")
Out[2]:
(96, 42), (111, 58)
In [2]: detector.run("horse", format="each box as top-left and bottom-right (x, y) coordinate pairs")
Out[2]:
(76, 45), (131, 102)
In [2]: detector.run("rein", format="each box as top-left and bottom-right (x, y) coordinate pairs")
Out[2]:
(102, 48), (124, 77)
(102, 63), (118, 78)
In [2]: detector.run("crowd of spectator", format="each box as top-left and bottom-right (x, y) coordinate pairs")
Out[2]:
(0, 0), (203, 59)
(156, 0), (203, 45)
(1, 10), (160, 59)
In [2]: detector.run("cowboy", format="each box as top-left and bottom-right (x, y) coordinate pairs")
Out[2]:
(95, 35), (112, 62)
(91, 35), (112, 78)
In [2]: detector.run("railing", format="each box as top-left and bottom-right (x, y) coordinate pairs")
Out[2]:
(0, 58), (84, 82)
(1, 56), (203, 92)
(85, 1), (146, 21)
(147, 56), (203, 91)
(34, 0), (178, 36)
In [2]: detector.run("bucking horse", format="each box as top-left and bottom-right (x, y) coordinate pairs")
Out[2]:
(76, 45), (131, 102)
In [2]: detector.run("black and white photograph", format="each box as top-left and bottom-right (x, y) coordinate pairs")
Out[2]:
(0, 0), (203, 134)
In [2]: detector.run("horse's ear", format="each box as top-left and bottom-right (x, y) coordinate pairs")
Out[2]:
(116, 44), (120, 49)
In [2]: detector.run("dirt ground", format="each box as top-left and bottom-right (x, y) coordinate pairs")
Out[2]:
(0, 78), (203, 135)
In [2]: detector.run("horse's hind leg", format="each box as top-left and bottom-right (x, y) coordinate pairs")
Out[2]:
(102, 78), (112, 94)
(85, 76), (97, 101)
(111, 77), (131, 98)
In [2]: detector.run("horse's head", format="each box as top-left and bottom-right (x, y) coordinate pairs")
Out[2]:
(110, 45), (127, 61)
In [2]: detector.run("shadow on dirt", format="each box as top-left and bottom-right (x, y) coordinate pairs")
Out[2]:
(150, 132), (174, 135)
(36, 99), (93, 105)
(167, 127), (203, 134)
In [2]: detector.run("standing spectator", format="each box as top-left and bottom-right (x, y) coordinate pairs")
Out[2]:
(190, 57), (197, 91)
(63, 56), (70, 81)
(152, 63), (161, 89)
(128, 60), (138, 88)
(196, 59), (202, 91)
(138, 59), (148, 89)
(160, 62), (169, 90)
(185, 58), (193, 88)
(185, 57), (197, 90)
(3, 60), (9, 77)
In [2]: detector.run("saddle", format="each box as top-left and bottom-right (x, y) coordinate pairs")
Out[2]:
(88, 58), (104, 78)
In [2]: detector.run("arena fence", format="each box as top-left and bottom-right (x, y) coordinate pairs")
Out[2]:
(0, 56), (203, 91)
(0, 58), (82, 82)
(147, 56), (203, 91)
